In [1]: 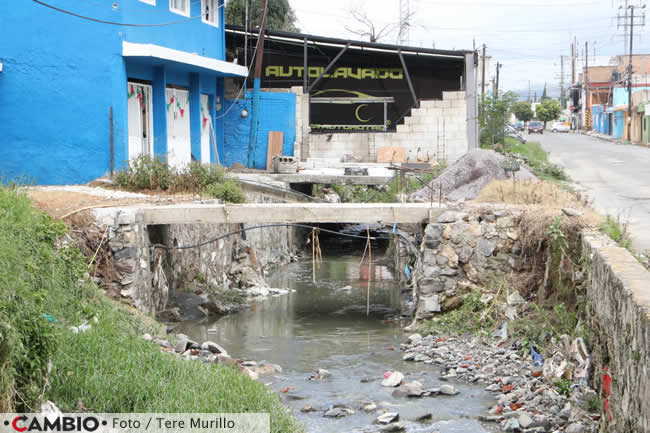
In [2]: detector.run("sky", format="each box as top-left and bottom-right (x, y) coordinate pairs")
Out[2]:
(289, 0), (650, 97)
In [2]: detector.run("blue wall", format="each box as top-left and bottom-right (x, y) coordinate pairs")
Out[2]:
(0, 0), (227, 185)
(223, 91), (296, 169)
(613, 111), (625, 138)
(613, 86), (650, 107)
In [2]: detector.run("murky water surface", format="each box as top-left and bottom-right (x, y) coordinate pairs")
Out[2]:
(177, 251), (494, 433)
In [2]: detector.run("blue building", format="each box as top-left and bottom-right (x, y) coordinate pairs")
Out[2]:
(0, 0), (247, 184)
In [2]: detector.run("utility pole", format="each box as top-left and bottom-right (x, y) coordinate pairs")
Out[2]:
(571, 37), (576, 85)
(481, 44), (487, 96)
(628, 5), (635, 141)
(560, 56), (566, 110)
(495, 62), (501, 99)
(585, 41), (589, 131)
(247, 0), (267, 168)
(528, 80), (531, 102)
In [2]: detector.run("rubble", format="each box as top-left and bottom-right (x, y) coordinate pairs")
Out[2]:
(408, 149), (537, 203)
(400, 333), (599, 433)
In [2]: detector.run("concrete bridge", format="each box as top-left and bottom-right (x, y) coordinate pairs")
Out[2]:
(136, 203), (447, 225)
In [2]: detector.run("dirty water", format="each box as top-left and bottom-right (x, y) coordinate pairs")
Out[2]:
(176, 248), (495, 433)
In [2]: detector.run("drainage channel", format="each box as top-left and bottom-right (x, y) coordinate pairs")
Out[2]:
(173, 239), (494, 433)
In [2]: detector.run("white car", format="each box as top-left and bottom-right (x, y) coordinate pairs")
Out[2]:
(551, 122), (570, 133)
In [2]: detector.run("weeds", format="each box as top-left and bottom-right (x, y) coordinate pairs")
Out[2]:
(423, 291), (496, 336)
(114, 155), (245, 203)
(554, 379), (572, 397)
(587, 395), (601, 412)
(325, 168), (442, 203)
(599, 215), (632, 250)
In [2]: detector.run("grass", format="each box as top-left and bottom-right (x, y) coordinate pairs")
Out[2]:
(0, 185), (302, 433)
(503, 138), (570, 182)
(599, 214), (633, 250)
(476, 180), (602, 226)
(114, 155), (246, 203)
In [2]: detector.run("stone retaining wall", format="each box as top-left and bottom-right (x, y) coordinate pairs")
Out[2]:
(92, 193), (300, 315)
(582, 231), (650, 433)
(414, 207), (523, 318)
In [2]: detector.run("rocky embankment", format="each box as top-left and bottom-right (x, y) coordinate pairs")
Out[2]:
(401, 333), (599, 433)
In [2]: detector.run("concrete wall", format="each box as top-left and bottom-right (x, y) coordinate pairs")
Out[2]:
(582, 232), (650, 433)
(308, 91), (468, 163)
(223, 90), (296, 168)
(0, 0), (227, 184)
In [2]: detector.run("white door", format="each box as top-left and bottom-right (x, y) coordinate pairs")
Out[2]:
(166, 88), (191, 168)
(200, 94), (212, 164)
(127, 82), (153, 161)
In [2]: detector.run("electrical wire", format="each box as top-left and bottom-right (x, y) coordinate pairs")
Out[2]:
(234, 179), (326, 202)
(31, 0), (212, 26)
(152, 223), (404, 251)
(212, 0), (269, 120)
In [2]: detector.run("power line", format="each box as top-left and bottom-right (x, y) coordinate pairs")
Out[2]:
(31, 0), (214, 27)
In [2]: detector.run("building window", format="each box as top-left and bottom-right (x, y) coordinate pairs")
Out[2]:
(139, 0), (156, 5)
(169, 0), (189, 16)
(202, 0), (219, 27)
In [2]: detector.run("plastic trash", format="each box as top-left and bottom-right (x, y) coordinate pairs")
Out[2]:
(531, 345), (543, 367)
(404, 264), (412, 280)
(41, 314), (58, 323)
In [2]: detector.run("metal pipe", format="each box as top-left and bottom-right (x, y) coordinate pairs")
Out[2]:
(110, 106), (114, 177)
(398, 49), (419, 108)
(307, 42), (350, 93)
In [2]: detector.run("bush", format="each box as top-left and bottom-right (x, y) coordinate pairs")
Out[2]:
(204, 180), (246, 203)
(114, 156), (229, 193)
(174, 162), (227, 192)
(114, 155), (173, 191)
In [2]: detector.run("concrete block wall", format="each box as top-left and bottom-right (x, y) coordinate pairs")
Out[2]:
(307, 91), (469, 163)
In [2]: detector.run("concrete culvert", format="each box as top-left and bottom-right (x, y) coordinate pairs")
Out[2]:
(408, 149), (538, 203)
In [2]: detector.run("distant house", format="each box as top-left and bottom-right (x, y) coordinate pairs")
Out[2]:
(0, 0), (247, 185)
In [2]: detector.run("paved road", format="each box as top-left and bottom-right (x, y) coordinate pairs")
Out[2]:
(535, 132), (650, 252)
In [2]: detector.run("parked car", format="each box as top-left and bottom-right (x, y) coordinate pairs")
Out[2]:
(551, 121), (570, 133)
(528, 121), (544, 134)
(505, 125), (526, 144)
(512, 122), (524, 131)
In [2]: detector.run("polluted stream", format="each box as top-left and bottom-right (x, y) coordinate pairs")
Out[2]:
(176, 237), (494, 433)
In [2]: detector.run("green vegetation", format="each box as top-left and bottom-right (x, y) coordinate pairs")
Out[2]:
(599, 215), (632, 250)
(325, 169), (441, 203)
(226, 0), (298, 32)
(503, 138), (570, 182)
(204, 179), (246, 204)
(536, 99), (562, 127)
(0, 185), (301, 433)
(512, 101), (534, 123)
(423, 290), (496, 336)
(114, 155), (246, 203)
(587, 395), (601, 412)
(554, 378), (572, 397)
(479, 91), (519, 146)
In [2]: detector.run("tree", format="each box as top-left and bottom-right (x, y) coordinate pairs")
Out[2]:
(480, 91), (519, 146)
(344, 8), (414, 42)
(536, 99), (561, 127)
(512, 101), (534, 123)
(226, 0), (298, 32)
(541, 83), (549, 101)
